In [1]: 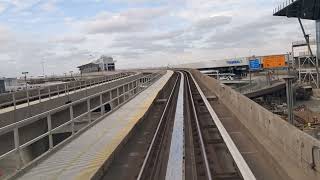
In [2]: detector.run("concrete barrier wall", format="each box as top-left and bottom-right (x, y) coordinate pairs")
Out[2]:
(191, 69), (320, 180)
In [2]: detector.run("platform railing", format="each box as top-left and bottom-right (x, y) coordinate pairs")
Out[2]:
(273, 0), (297, 14)
(0, 72), (162, 174)
(0, 72), (135, 110)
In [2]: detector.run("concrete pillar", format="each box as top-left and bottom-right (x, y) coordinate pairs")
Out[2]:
(284, 76), (295, 125)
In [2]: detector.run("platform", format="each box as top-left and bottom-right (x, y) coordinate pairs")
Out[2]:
(273, 0), (320, 20)
(15, 70), (173, 180)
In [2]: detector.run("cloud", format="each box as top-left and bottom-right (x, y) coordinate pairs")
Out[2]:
(53, 35), (87, 44)
(40, 0), (57, 12)
(0, 0), (318, 76)
(76, 7), (168, 34)
(193, 16), (232, 30)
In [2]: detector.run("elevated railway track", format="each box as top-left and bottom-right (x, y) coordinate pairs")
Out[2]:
(102, 71), (255, 180)
(1, 69), (318, 180)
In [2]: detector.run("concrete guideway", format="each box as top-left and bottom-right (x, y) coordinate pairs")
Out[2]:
(187, 71), (255, 180)
(165, 72), (184, 180)
(191, 69), (320, 180)
(12, 70), (173, 180)
(136, 71), (255, 180)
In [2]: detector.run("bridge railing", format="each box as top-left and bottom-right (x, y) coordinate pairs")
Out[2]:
(0, 72), (162, 174)
(0, 72), (135, 110)
(273, 0), (296, 14)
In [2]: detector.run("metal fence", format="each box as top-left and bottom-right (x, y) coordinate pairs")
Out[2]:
(0, 72), (161, 175)
(273, 0), (297, 14)
(0, 72), (134, 110)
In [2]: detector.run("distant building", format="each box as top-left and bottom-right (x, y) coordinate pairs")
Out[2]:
(0, 78), (19, 93)
(78, 56), (116, 74)
(0, 80), (5, 94)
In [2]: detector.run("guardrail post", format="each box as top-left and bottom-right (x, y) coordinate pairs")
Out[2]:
(64, 84), (67, 94)
(87, 99), (91, 122)
(122, 86), (125, 101)
(38, 89), (41, 103)
(100, 94), (105, 116)
(12, 93), (16, 110)
(117, 88), (120, 105)
(26, 90), (30, 106)
(47, 114), (53, 149)
(57, 85), (60, 97)
(48, 87), (51, 99)
(70, 106), (74, 134)
(109, 90), (112, 103)
(14, 128), (21, 170)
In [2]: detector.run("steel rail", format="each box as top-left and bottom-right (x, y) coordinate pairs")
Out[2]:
(136, 73), (180, 180)
(185, 72), (212, 180)
(187, 71), (256, 180)
(165, 72), (185, 180)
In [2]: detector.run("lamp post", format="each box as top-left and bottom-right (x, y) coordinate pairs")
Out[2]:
(22, 72), (29, 90)
(41, 59), (45, 77)
(69, 71), (73, 79)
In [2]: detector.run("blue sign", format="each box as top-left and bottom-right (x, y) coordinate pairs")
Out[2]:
(249, 59), (261, 70)
(227, 60), (243, 65)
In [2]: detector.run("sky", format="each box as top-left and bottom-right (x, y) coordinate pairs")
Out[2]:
(0, 0), (317, 77)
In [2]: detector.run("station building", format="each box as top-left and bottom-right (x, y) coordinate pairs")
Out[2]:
(78, 56), (116, 74)
(175, 54), (289, 78)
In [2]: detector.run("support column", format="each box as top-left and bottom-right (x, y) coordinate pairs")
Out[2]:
(316, 20), (320, 72)
(284, 76), (295, 125)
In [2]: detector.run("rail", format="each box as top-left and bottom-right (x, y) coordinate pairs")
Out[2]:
(137, 73), (180, 180)
(185, 72), (212, 180)
(0, 72), (162, 173)
(0, 72), (135, 110)
(187, 71), (256, 180)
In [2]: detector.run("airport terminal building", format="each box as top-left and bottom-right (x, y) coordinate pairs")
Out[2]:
(176, 54), (289, 78)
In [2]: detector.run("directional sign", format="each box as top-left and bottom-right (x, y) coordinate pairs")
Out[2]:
(263, 55), (286, 68)
(249, 59), (261, 71)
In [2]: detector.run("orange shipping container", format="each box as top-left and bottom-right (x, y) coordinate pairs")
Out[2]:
(262, 55), (286, 68)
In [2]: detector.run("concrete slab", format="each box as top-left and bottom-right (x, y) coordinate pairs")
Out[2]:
(15, 70), (173, 180)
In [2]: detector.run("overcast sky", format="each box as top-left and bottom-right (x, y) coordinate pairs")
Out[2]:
(0, 0), (317, 77)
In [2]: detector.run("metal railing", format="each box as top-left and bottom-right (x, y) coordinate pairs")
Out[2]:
(273, 0), (297, 14)
(0, 72), (162, 173)
(0, 72), (135, 110)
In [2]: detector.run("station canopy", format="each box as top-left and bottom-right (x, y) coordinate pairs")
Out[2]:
(273, 0), (320, 20)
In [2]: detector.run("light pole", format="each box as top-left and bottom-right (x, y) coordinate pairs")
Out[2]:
(41, 59), (45, 77)
(22, 72), (29, 90)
